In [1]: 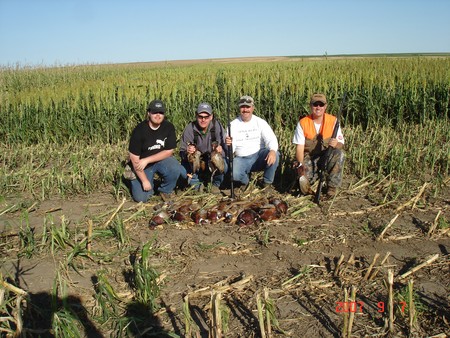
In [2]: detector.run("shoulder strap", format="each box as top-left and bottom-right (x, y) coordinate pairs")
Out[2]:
(191, 121), (199, 145)
(210, 118), (216, 143)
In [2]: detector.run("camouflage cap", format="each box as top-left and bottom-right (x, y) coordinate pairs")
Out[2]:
(310, 93), (327, 105)
(238, 95), (254, 107)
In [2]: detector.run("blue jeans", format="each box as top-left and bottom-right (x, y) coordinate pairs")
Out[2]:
(181, 158), (228, 188)
(130, 156), (183, 202)
(232, 148), (280, 185)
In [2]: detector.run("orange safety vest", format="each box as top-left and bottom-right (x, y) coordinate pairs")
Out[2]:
(299, 113), (337, 140)
(299, 113), (337, 154)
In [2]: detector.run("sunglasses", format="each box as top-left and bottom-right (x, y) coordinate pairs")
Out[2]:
(150, 111), (164, 115)
(197, 114), (210, 120)
(239, 98), (253, 105)
(312, 102), (326, 107)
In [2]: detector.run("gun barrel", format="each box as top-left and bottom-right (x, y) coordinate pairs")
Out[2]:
(227, 99), (235, 199)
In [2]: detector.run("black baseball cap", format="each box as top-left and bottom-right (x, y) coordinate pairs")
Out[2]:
(147, 99), (166, 113)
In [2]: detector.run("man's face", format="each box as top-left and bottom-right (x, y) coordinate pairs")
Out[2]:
(239, 105), (254, 122)
(148, 111), (165, 125)
(311, 101), (327, 118)
(196, 113), (212, 130)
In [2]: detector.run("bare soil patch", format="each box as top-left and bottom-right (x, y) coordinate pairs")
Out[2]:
(1, 178), (449, 337)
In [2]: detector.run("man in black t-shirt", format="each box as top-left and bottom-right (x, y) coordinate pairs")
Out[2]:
(128, 99), (184, 202)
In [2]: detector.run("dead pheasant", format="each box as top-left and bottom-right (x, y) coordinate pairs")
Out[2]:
(209, 141), (225, 174)
(256, 204), (281, 221)
(237, 209), (260, 227)
(191, 209), (208, 224)
(187, 143), (202, 175)
(149, 210), (170, 229)
(294, 161), (314, 195)
(269, 197), (288, 214)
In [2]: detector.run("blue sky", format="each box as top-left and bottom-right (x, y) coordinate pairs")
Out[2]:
(1, 0), (449, 67)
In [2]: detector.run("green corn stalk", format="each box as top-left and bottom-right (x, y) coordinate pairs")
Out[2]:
(40, 215), (50, 250)
(209, 291), (230, 337)
(1, 58), (449, 201)
(66, 238), (91, 272)
(263, 288), (286, 336)
(408, 279), (417, 334)
(111, 217), (128, 247)
(50, 215), (71, 254)
(182, 295), (201, 338)
(256, 292), (266, 338)
(395, 279), (427, 332)
(18, 212), (35, 259)
(51, 271), (82, 338)
(281, 266), (311, 287)
(262, 229), (270, 247)
(92, 270), (122, 323)
(132, 240), (160, 312)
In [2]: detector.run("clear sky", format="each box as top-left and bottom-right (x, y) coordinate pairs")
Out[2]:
(1, 0), (449, 67)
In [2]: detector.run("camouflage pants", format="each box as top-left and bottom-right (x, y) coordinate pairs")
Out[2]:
(303, 149), (345, 188)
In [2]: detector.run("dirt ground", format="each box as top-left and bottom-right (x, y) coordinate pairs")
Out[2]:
(1, 177), (449, 337)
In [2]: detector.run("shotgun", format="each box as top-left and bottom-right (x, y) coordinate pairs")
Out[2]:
(314, 92), (346, 204)
(227, 96), (235, 199)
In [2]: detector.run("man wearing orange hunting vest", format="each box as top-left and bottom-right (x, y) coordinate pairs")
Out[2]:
(292, 93), (345, 198)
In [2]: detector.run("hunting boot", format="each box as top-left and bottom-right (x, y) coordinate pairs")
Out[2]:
(210, 185), (221, 195)
(160, 192), (175, 202)
(259, 181), (276, 194)
(235, 183), (248, 196)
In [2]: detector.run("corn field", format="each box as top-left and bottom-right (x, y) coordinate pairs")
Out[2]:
(0, 56), (449, 199)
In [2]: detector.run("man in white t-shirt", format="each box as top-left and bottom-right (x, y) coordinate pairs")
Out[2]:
(225, 95), (280, 192)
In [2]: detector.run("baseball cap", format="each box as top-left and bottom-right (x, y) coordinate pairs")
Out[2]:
(147, 99), (166, 113)
(196, 103), (212, 115)
(310, 93), (327, 105)
(238, 95), (254, 107)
